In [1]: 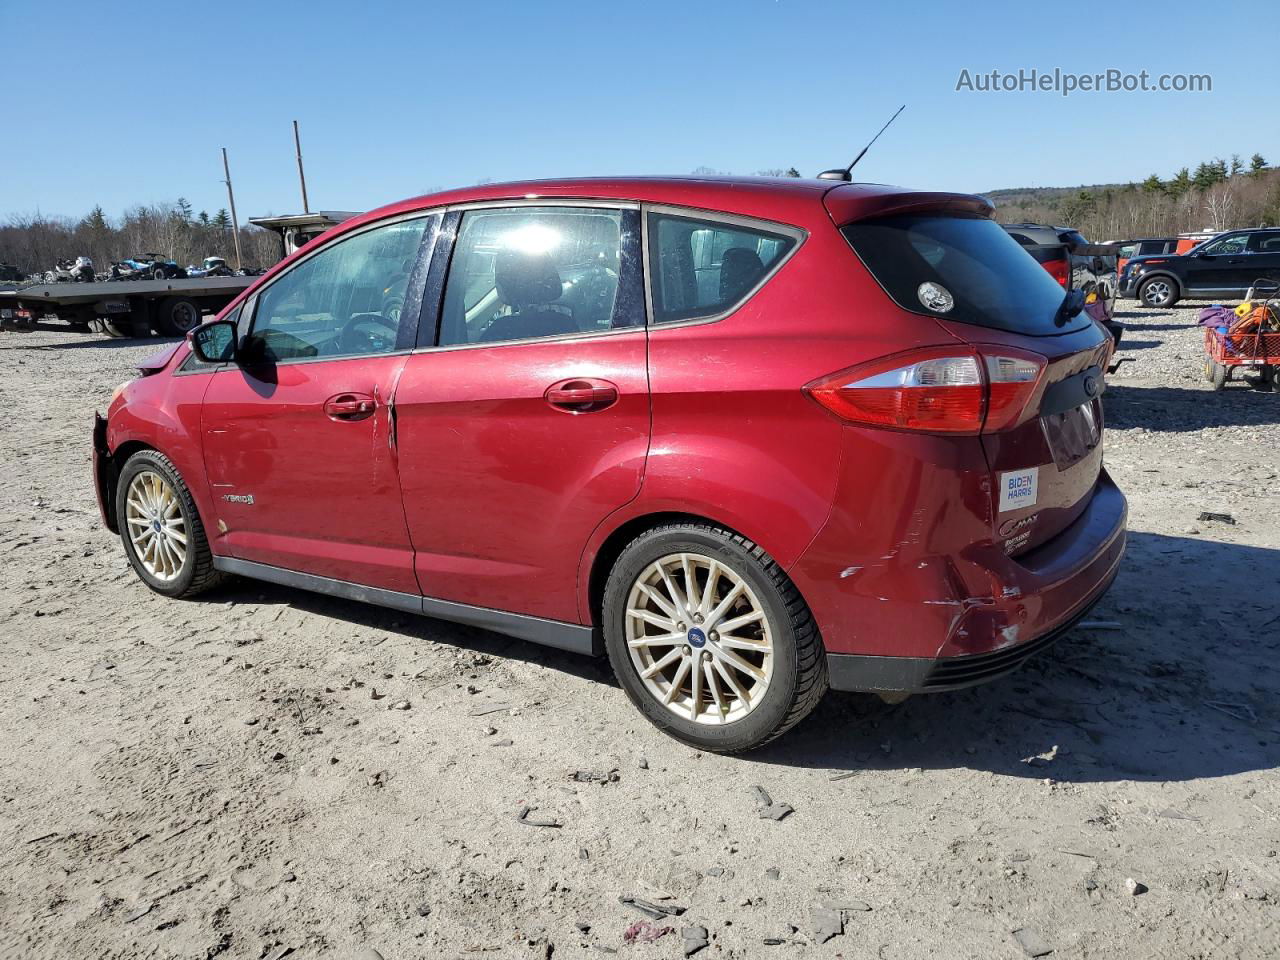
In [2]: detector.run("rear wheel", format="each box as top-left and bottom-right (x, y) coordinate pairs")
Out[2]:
(115, 450), (223, 598)
(602, 523), (827, 753)
(1139, 277), (1178, 308)
(151, 265), (168, 280)
(156, 296), (202, 336)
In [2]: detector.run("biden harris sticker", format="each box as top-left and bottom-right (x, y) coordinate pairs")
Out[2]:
(998, 468), (1039, 512)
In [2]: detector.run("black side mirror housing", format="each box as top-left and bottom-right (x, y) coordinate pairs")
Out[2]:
(189, 319), (237, 362)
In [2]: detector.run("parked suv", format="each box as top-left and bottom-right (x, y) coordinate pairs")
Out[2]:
(94, 177), (1126, 752)
(1121, 228), (1280, 307)
(1112, 237), (1176, 277)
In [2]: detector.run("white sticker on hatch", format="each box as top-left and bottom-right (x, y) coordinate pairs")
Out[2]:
(999, 468), (1039, 512)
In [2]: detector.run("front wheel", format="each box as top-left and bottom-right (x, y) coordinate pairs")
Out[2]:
(1139, 277), (1178, 308)
(115, 450), (223, 598)
(1208, 360), (1228, 391)
(602, 523), (828, 753)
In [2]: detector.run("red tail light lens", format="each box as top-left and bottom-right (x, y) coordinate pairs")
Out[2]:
(806, 347), (1046, 435)
(1042, 256), (1069, 287)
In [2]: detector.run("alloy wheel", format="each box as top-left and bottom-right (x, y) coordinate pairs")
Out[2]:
(624, 552), (774, 725)
(124, 470), (188, 581)
(1144, 280), (1171, 305)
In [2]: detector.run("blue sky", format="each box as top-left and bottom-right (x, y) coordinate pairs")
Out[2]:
(2, 0), (1277, 222)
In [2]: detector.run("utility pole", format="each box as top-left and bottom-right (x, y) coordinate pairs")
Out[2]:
(293, 120), (310, 214)
(221, 147), (244, 270)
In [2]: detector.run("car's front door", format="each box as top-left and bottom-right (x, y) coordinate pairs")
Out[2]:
(1184, 232), (1251, 294)
(200, 213), (438, 594)
(393, 204), (649, 625)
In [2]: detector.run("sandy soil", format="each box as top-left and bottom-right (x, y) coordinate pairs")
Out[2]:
(1, 304), (1278, 960)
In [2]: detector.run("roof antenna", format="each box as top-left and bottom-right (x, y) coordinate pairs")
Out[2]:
(817, 104), (906, 182)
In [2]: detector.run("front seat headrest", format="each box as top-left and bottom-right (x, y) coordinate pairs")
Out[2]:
(496, 249), (562, 307)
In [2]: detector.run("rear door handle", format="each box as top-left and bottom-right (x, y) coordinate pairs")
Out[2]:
(545, 378), (619, 412)
(324, 392), (377, 421)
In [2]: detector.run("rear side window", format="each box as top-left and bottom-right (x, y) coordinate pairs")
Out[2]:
(647, 212), (798, 323)
(842, 215), (1079, 335)
(439, 206), (632, 347)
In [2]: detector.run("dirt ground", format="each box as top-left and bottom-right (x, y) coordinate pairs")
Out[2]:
(1, 303), (1278, 960)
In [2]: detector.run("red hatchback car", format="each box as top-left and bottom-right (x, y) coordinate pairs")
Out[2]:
(93, 176), (1126, 752)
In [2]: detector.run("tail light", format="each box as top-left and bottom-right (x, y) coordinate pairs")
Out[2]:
(805, 347), (1046, 435)
(1042, 256), (1070, 287)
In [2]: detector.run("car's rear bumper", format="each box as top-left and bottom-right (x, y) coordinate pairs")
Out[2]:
(822, 473), (1127, 693)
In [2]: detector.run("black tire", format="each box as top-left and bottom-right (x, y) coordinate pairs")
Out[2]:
(115, 450), (223, 598)
(100, 318), (132, 338)
(156, 296), (202, 336)
(1209, 360), (1228, 391)
(1139, 276), (1179, 308)
(602, 523), (828, 753)
(151, 265), (167, 281)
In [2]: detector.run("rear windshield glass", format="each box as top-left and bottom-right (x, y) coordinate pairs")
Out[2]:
(842, 215), (1080, 335)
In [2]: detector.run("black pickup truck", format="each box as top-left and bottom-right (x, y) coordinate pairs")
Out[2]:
(1001, 222), (1121, 348)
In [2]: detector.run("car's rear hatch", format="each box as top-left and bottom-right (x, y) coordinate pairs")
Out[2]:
(831, 194), (1111, 555)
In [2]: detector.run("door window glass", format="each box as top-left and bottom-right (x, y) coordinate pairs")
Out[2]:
(647, 213), (797, 323)
(439, 206), (626, 346)
(1247, 233), (1280, 253)
(248, 217), (430, 362)
(1199, 234), (1248, 256)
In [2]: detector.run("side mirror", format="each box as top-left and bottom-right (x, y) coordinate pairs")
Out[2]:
(190, 319), (237, 362)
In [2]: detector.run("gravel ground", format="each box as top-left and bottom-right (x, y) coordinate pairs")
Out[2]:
(1, 303), (1278, 960)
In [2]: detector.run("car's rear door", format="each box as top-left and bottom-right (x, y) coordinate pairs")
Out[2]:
(199, 213), (438, 594)
(392, 203), (649, 628)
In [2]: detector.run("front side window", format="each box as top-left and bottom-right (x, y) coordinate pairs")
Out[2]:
(1199, 234), (1248, 256)
(248, 216), (430, 362)
(439, 206), (631, 347)
(648, 213), (797, 323)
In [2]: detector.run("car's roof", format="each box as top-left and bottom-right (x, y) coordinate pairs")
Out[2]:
(333, 176), (991, 236)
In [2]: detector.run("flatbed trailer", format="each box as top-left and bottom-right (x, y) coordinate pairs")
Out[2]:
(0, 275), (252, 337)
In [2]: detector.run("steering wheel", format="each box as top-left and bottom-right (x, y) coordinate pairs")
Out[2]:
(338, 313), (398, 354)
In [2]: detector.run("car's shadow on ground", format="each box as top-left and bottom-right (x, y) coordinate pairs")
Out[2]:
(755, 531), (1280, 784)
(1105, 384), (1280, 430)
(199, 532), (1279, 785)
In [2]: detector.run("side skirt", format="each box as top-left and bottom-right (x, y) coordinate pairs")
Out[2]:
(211, 557), (599, 656)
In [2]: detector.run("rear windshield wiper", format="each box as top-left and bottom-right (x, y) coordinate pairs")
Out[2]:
(1055, 289), (1086, 326)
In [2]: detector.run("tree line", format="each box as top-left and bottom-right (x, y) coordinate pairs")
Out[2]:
(993, 153), (1280, 240)
(0, 200), (283, 278)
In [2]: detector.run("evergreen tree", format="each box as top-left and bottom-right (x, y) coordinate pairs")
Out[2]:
(785, 167), (801, 178)
(211, 209), (231, 230)
(1192, 162), (1215, 189)
(1229, 155), (1243, 177)
(175, 197), (194, 222)
(1251, 153), (1268, 175)
(1141, 174), (1163, 193)
(1168, 168), (1192, 196)
(198, 211), (210, 225)
(81, 205), (109, 231)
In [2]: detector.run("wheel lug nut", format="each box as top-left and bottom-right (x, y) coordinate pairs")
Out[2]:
(693, 614), (703, 624)
(701, 651), (711, 662)
(678, 623), (686, 631)
(709, 631), (718, 642)
(683, 645), (692, 656)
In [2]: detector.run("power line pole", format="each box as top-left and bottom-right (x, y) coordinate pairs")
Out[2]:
(293, 120), (310, 215)
(221, 147), (243, 271)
